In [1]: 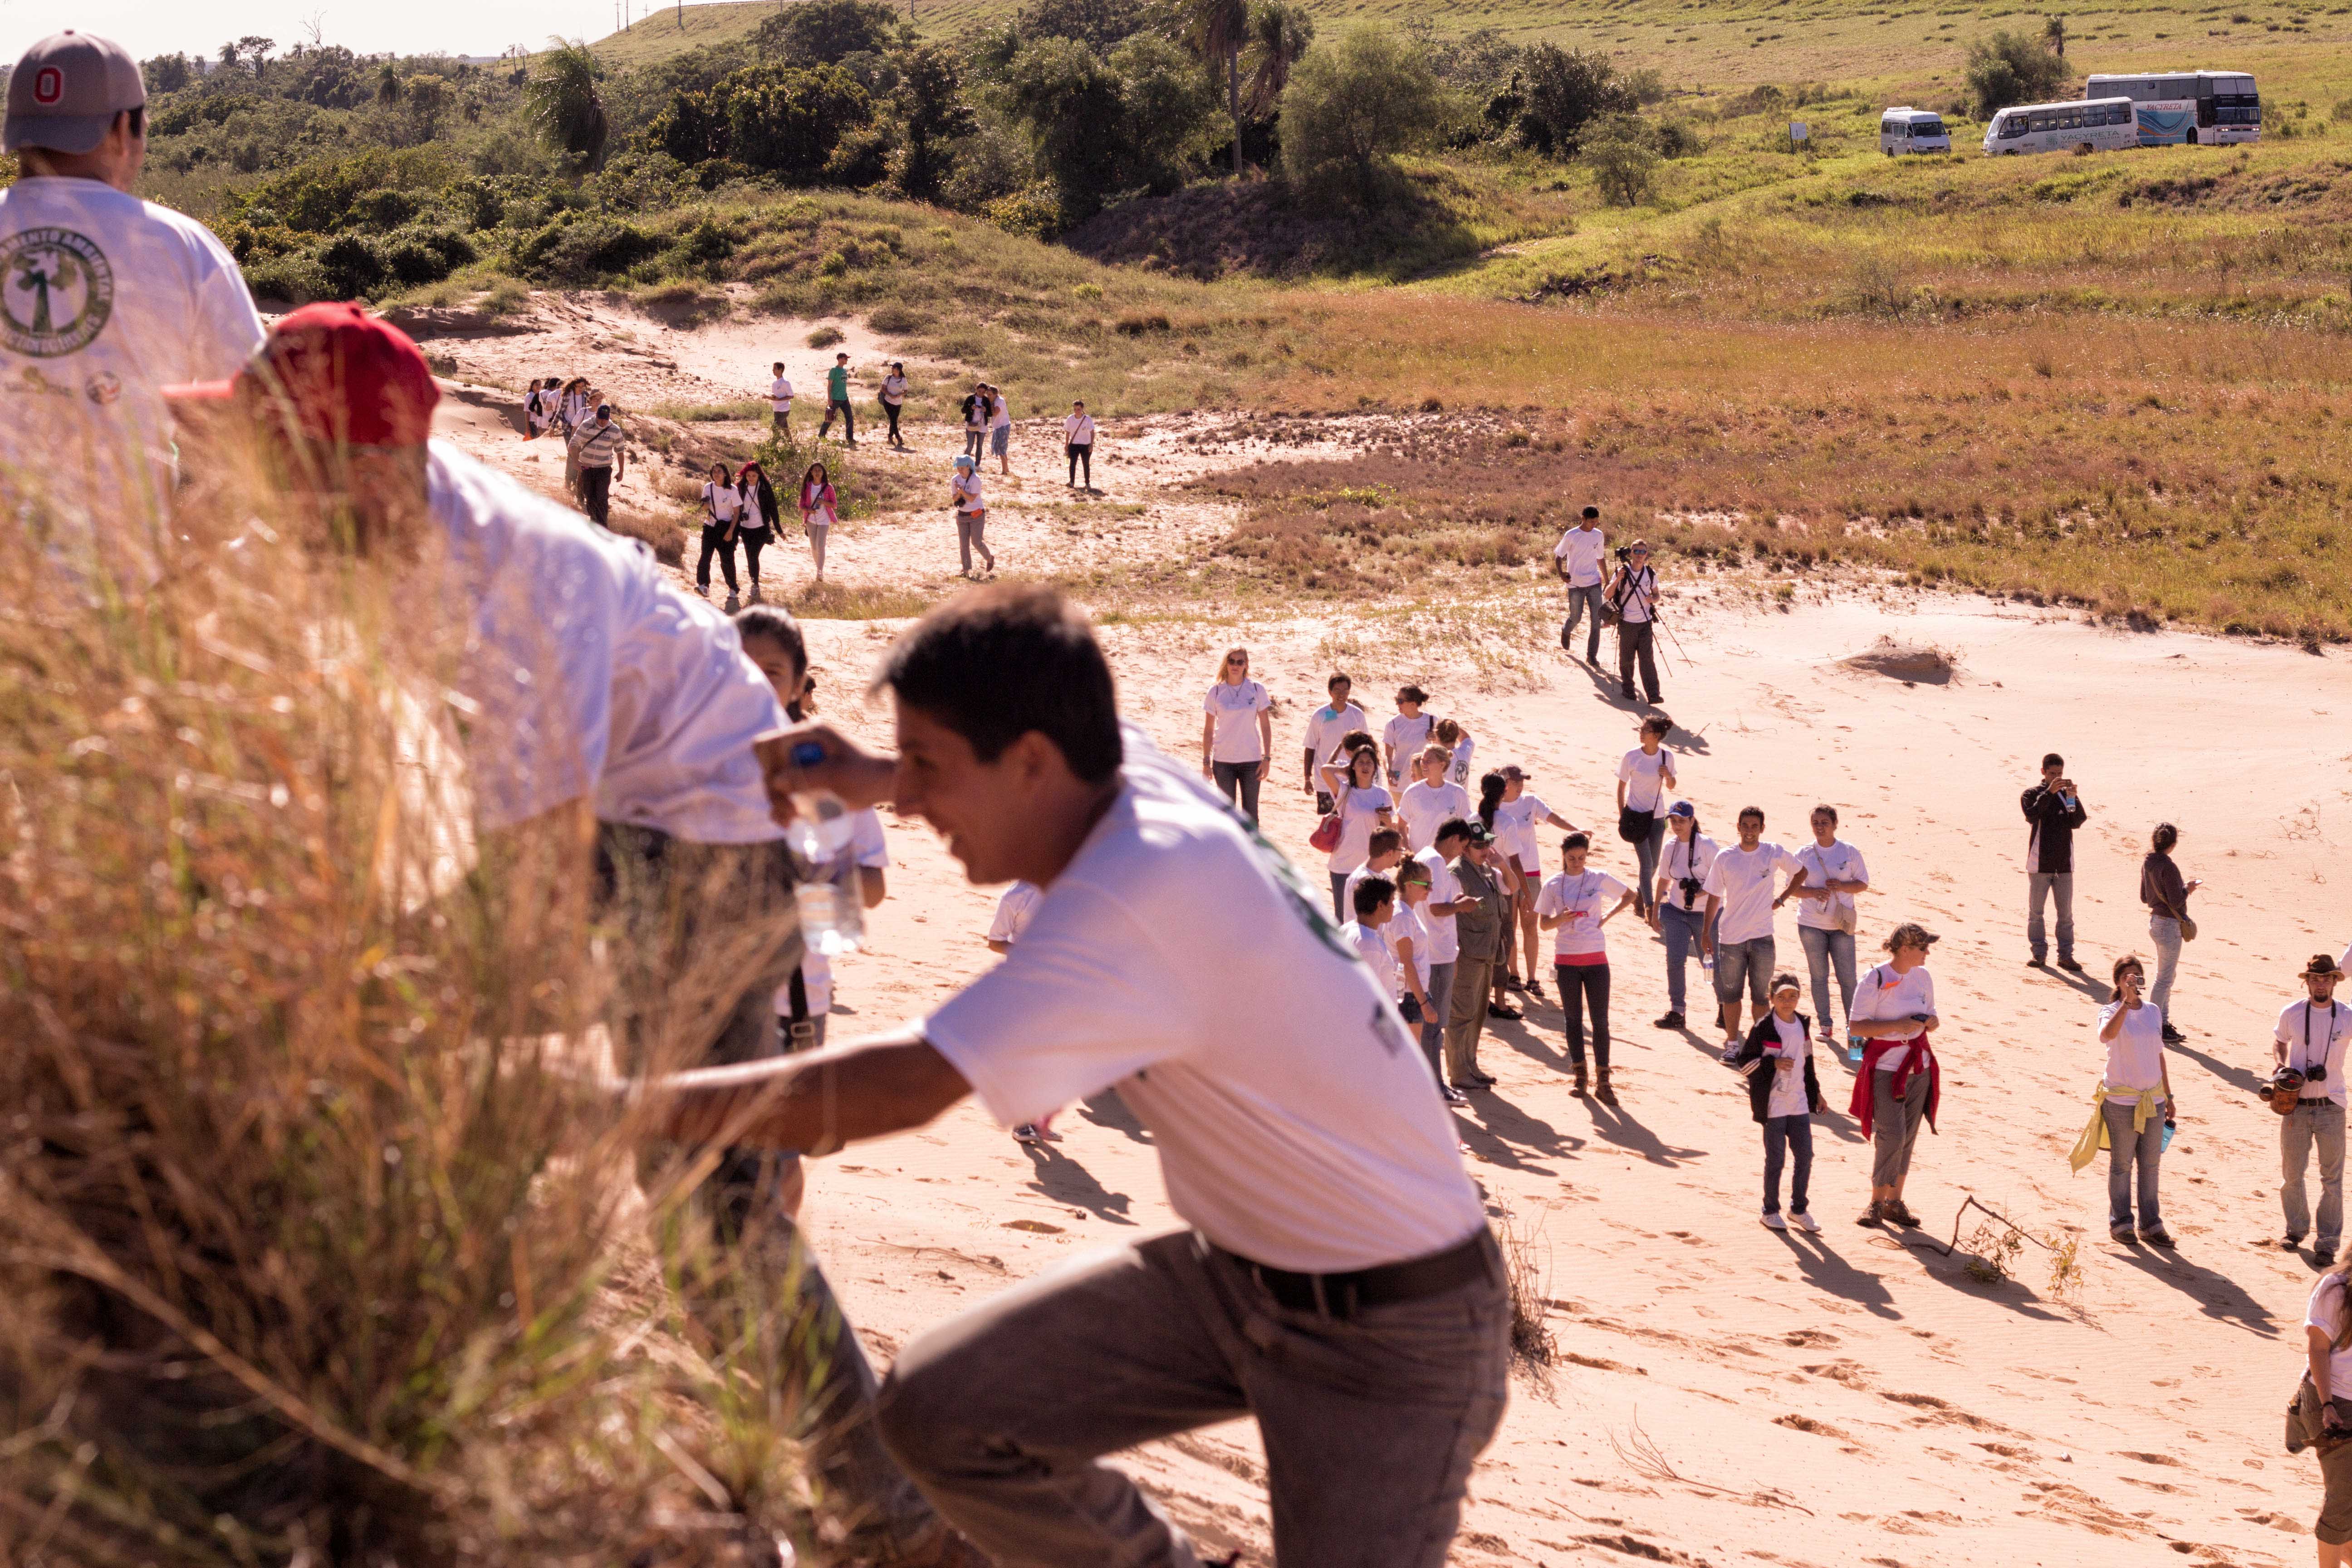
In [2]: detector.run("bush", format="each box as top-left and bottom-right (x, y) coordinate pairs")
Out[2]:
(378, 225), (476, 287)
(242, 250), (333, 304)
(1586, 126), (1661, 206)
(1965, 30), (2069, 116)
(318, 233), (387, 297)
(985, 180), (1064, 238)
(514, 215), (665, 284)
(1515, 44), (1636, 156)
(725, 63), (874, 181)
(1653, 118), (1704, 158)
(1279, 28), (1446, 208)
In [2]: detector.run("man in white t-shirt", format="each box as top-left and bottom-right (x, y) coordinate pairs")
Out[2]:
(1415, 818), (1476, 1105)
(1789, 804), (1870, 1046)
(652, 585), (1507, 1568)
(169, 309), (960, 1568)
(1400, 742), (1471, 853)
(1553, 505), (1608, 664)
(769, 361), (793, 436)
(2278, 955), (2352, 1258)
(2, 31), (266, 565)
(1701, 806), (1808, 1056)
(986, 879), (1044, 954)
(1301, 671), (1370, 802)
(1603, 540), (1664, 705)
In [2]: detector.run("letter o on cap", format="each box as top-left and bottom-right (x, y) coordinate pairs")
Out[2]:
(33, 68), (63, 105)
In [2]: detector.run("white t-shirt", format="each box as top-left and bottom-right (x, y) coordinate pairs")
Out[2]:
(1343, 919), (1400, 1000)
(990, 396), (1013, 431)
(426, 442), (787, 841)
(1446, 733), (1475, 788)
(702, 481), (741, 523)
(1400, 779), (1471, 852)
(2308, 1274), (2352, 1396)
(1766, 1013), (1813, 1118)
(881, 373), (907, 405)
(1343, 860), (1406, 925)
(1384, 712), (1436, 774)
(988, 880), (1045, 945)
(924, 730), (1487, 1274)
(1617, 747), (1675, 817)
(1202, 678), (1272, 764)
(0, 177), (265, 542)
(1064, 413), (1095, 444)
(1554, 525), (1606, 587)
(1793, 840), (1870, 933)
(769, 375), (793, 411)
(1494, 792), (1558, 871)
(2279, 999), (2352, 1107)
(1850, 962), (1937, 1070)
(954, 470), (985, 512)
(1414, 847), (1462, 964)
(780, 808), (886, 1017)
(1387, 902), (1433, 993)
(1328, 783), (1395, 873)
(1536, 870), (1629, 963)
(2098, 1000), (2167, 1093)
(1658, 832), (1719, 915)
(1304, 701), (1371, 766)
(1703, 841), (1800, 946)
(1614, 565), (1659, 624)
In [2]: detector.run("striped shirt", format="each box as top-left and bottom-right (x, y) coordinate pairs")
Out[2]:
(571, 420), (626, 469)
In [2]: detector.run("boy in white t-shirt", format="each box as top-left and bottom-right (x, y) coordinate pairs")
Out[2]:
(769, 362), (793, 436)
(1553, 505), (1608, 663)
(1342, 875), (1405, 1004)
(1302, 672), (1371, 799)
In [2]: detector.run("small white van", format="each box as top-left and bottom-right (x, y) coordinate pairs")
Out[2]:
(1879, 108), (1952, 154)
(1981, 96), (2138, 156)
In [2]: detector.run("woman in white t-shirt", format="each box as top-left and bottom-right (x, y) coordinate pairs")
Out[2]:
(1534, 832), (1632, 1100)
(1383, 686), (1436, 789)
(1648, 801), (1718, 1032)
(1200, 647), (1273, 823)
(735, 460), (776, 602)
(1615, 714), (1677, 918)
(1400, 743), (1472, 853)
(1318, 740), (1396, 924)
(697, 460), (744, 608)
(2088, 955), (2172, 1246)
(1846, 922), (1942, 1231)
(799, 461), (839, 583)
(880, 362), (909, 448)
(950, 454), (993, 576)
(1436, 717), (1474, 789)
(1491, 767), (1577, 1007)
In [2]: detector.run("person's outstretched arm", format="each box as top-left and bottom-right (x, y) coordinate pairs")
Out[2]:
(647, 1026), (971, 1154)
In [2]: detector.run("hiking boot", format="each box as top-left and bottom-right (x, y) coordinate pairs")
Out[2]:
(2056, 956), (2085, 973)
(1595, 1070), (1618, 1106)
(1884, 1200), (1922, 1229)
(2161, 1023), (2185, 1044)
(1857, 1201), (1886, 1228)
(1654, 1009), (1685, 1029)
(2026, 955), (2047, 968)
(1571, 1065), (1589, 1095)
(2111, 1225), (2138, 1245)
(2139, 1227), (2176, 1248)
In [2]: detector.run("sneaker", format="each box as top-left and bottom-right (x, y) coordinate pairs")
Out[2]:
(723, 593), (740, 612)
(2111, 1225), (2137, 1245)
(2161, 1024), (2185, 1044)
(1817, 1025), (1838, 1045)
(2056, 957), (2085, 973)
(1857, 1201), (1885, 1228)
(1012, 1124), (1044, 1145)
(1792, 1210), (1821, 1234)
(2139, 1227), (2176, 1248)
(1720, 1040), (1743, 1066)
(1441, 1086), (1470, 1106)
(1761, 1210), (1788, 1230)
(748, 583), (763, 603)
(1654, 1010), (1686, 1029)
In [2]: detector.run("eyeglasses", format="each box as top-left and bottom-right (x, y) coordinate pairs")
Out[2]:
(1226, 656), (1246, 665)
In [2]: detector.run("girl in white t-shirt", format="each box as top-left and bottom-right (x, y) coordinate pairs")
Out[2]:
(1847, 922), (1942, 1230)
(1399, 743), (1472, 853)
(1616, 714), (1677, 917)
(1436, 717), (1474, 789)
(1534, 832), (1632, 1099)
(1318, 741), (1396, 924)
(1200, 646), (1273, 823)
(2090, 955), (2173, 1245)
(1492, 769), (1577, 1007)
(1383, 686), (1436, 788)
(799, 461), (838, 583)
(697, 460), (743, 608)
(1732, 974), (1822, 1231)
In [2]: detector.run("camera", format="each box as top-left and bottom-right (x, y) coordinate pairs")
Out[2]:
(1677, 875), (1705, 909)
(1615, 545), (1634, 562)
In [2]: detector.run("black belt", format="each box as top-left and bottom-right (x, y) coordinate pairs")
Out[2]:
(1217, 1229), (1499, 1320)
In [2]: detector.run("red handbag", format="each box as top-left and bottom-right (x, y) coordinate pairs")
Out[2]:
(1308, 784), (1347, 853)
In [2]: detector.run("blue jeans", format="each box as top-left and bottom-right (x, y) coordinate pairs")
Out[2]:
(2148, 914), (2182, 1018)
(1331, 870), (1350, 924)
(1421, 961), (1455, 1087)
(1715, 935), (1775, 1010)
(1211, 760), (1261, 823)
(1797, 925), (1857, 1036)
(1764, 1113), (1813, 1215)
(2102, 1098), (2163, 1233)
(1560, 582), (1607, 660)
(2028, 871), (2075, 962)
(1659, 903), (1706, 1015)
(1631, 818), (1664, 916)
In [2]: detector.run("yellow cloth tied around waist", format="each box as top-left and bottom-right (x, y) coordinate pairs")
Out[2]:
(2069, 1084), (2166, 1172)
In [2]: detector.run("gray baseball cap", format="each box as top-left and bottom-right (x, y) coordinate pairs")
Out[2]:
(5, 31), (146, 156)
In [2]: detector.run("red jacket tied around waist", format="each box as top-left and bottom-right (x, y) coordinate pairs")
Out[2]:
(1850, 1034), (1940, 1138)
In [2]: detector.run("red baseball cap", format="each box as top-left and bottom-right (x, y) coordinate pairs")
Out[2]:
(166, 302), (440, 450)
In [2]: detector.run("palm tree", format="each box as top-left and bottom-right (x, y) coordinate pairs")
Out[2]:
(1240, 0), (1313, 118)
(1178, 0), (1250, 176)
(524, 38), (611, 171)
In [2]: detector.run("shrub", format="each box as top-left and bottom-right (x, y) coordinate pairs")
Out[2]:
(807, 324), (847, 347)
(242, 250), (333, 304)
(1585, 125), (1661, 206)
(1653, 118), (1704, 158)
(378, 226), (476, 287)
(1965, 30), (2069, 116)
(1279, 28), (1446, 208)
(318, 232), (387, 297)
(985, 180), (1065, 238)
(753, 0), (911, 64)
(1514, 43), (1636, 155)
(514, 215), (664, 284)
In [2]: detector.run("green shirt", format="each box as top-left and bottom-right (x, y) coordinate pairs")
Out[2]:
(827, 366), (849, 401)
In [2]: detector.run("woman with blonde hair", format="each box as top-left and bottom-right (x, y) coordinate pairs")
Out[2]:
(1847, 921), (1942, 1230)
(1318, 738), (1396, 923)
(1200, 646), (1273, 823)
(799, 461), (838, 583)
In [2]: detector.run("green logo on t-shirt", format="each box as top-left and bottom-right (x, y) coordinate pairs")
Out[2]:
(0, 228), (115, 358)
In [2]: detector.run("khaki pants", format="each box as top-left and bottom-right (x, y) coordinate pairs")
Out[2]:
(876, 1230), (1510, 1568)
(1445, 954), (1494, 1083)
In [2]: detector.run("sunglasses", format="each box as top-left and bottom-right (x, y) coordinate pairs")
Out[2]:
(1226, 656), (1246, 665)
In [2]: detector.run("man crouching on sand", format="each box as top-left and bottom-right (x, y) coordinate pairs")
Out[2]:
(647, 582), (1511, 1568)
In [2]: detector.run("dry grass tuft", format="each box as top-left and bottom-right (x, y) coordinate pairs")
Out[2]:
(1494, 1206), (1557, 1374)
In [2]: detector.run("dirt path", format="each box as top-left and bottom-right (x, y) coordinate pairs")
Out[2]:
(416, 293), (2340, 1568)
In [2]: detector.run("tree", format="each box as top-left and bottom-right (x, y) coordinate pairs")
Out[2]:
(143, 53), (195, 94)
(1584, 118), (1659, 206)
(238, 36), (276, 80)
(1240, 0), (1314, 118)
(1278, 28), (1443, 207)
(754, 0), (910, 65)
(1516, 43), (1635, 156)
(1176, 0), (1250, 177)
(2043, 13), (2067, 56)
(1111, 34), (1218, 193)
(524, 38), (612, 170)
(1965, 30), (2069, 115)
(890, 42), (977, 201)
(723, 63), (872, 180)
(377, 62), (403, 104)
(1002, 37), (1128, 215)
(1013, 0), (1145, 51)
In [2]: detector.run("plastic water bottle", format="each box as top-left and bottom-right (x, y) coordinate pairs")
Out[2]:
(784, 740), (864, 957)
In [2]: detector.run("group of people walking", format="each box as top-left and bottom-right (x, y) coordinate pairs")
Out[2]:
(525, 376), (631, 529)
(694, 457), (845, 608)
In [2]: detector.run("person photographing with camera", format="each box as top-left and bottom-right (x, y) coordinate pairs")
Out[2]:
(2278, 955), (2352, 1259)
(2069, 956), (2173, 1247)
(1603, 541), (1664, 705)
(2021, 753), (2087, 972)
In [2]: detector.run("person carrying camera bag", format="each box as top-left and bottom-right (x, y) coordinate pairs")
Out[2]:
(1603, 541), (1663, 705)
(2278, 955), (2352, 1259)
(2294, 1249), (2352, 1558)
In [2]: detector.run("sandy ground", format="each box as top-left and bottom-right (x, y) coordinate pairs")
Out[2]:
(417, 295), (2347, 1568)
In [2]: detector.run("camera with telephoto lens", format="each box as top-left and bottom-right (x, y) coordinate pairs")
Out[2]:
(1678, 875), (1705, 908)
(1615, 545), (1634, 563)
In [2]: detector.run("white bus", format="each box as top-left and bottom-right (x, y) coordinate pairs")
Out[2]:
(2084, 70), (2260, 145)
(1981, 96), (2138, 156)
(1879, 107), (1952, 154)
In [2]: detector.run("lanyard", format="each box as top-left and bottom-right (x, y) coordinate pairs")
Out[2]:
(2305, 1002), (2342, 1077)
